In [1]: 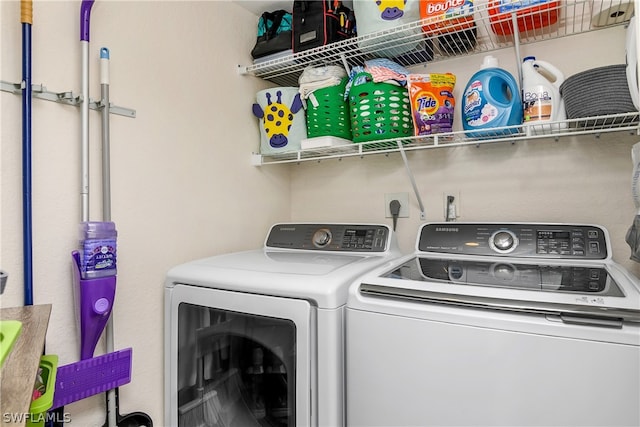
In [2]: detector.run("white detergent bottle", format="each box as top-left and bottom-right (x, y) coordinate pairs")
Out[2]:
(522, 56), (566, 134)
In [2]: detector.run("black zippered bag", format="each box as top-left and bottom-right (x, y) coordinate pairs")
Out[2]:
(293, 0), (355, 53)
(251, 10), (293, 60)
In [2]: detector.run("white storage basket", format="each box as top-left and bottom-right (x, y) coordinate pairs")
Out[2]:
(253, 87), (307, 154)
(353, 0), (430, 60)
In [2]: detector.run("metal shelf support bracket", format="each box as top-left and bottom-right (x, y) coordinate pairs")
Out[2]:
(1, 80), (136, 118)
(397, 141), (426, 221)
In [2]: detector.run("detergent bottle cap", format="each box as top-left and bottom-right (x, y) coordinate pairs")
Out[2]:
(481, 55), (499, 69)
(523, 56), (536, 62)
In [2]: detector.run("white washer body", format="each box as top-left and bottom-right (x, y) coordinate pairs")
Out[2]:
(165, 223), (401, 427)
(346, 223), (640, 427)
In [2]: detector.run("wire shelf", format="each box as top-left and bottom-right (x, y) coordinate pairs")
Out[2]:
(255, 113), (640, 165)
(240, 0), (625, 86)
(242, 0), (639, 165)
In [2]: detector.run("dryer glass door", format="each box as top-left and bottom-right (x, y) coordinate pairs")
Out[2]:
(166, 284), (314, 427)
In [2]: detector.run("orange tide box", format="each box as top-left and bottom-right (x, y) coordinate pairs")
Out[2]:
(420, 0), (475, 34)
(489, 0), (560, 35)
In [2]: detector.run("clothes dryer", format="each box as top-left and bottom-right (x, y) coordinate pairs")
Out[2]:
(346, 222), (640, 427)
(165, 223), (401, 427)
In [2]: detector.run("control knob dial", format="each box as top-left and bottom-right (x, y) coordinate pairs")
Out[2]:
(312, 228), (332, 248)
(489, 230), (518, 254)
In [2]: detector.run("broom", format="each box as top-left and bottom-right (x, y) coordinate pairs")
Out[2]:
(177, 356), (222, 427)
(178, 323), (232, 426)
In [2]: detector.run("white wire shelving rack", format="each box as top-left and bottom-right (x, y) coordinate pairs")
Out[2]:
(251, 113), (640, 165)
(239, 0), (640, 167)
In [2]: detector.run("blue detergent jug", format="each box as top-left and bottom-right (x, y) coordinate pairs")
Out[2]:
(462, 55), (522, 138)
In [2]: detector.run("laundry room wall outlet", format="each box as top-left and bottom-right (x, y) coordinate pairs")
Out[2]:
(384, 193), (409, 218)
(443, 192), (461, 221)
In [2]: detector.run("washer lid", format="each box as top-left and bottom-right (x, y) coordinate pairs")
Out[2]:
(358, 255), (640, 323)
(389, 256), (625, 296)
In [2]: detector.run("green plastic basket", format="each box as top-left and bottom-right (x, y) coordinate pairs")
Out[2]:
(305, 78), (352, 140)
(349, 78), (413, 144)
(0, 320), (22, 367)
(27, 354), (58, 427)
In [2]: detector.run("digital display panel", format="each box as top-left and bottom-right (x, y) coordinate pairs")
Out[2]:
(538, 231), (571, 239)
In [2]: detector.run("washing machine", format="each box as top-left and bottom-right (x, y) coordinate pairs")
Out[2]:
(346, 222), (640, 427)
(164, 223), (401, 427)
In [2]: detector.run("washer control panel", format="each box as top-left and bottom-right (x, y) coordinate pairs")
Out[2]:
(418, 223), (608, 259)
(266, 224), (390, 252)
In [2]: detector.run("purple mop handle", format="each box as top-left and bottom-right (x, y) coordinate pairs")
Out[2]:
(80, 0), (94, 41)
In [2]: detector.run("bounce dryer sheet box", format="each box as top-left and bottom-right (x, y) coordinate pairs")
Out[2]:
(420, 0), (475, 34)
(407, 73), (456, 136)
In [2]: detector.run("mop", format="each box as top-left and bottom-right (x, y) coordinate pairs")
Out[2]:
(99, 46), (152, 427)
(48, 0), (132, 413)
(67, 2), (152, 424)
(99, 42), (152, 427)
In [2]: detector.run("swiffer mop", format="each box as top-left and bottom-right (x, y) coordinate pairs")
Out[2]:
(76, 2), (151, 424)
(52, 0), (131, 415)
(73, 0), (117, 364)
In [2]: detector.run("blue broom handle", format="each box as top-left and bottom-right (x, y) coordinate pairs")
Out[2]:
(21, 0), (33, 306)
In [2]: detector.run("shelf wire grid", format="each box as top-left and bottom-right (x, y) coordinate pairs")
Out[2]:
(241, 0), (639, 165)
(256, 112), (640, 165)
(242, 0), (618, 86)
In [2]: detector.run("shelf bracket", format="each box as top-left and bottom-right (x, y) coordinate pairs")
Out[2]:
(251, 153), (263, 166)
(397, 141), (426, 221)
(1, 80), (136, 118)
(339, 54), (351, 75)
(511, 12), (523, 87)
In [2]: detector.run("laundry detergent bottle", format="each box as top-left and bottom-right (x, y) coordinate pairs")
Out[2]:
(462, 55), (522, 138)
(522, 56), (566, 133)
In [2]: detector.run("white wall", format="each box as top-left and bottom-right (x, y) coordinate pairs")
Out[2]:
(291, 134), (638, 262)
(2, 1), (640, 425)
(1, 1), (287, 424)
(290, 27), (640, 277)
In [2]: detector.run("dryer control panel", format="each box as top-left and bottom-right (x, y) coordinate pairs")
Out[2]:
(418, 223), (608, 259)
(266, 224), (391, 252)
